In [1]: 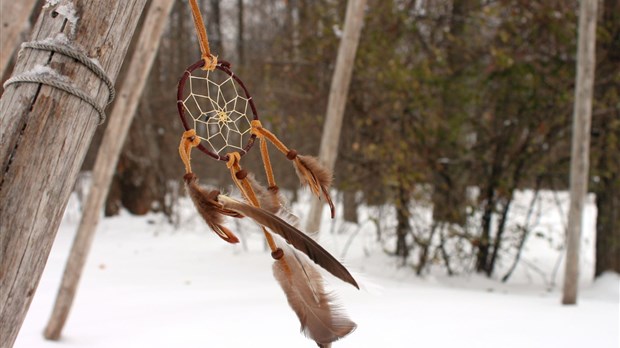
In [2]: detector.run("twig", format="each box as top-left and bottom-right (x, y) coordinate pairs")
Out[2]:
(340, 219), (371, 259)
(439, 224), (454, 276)
(416, 221), (438, 275)
(502, 181), (541, 282)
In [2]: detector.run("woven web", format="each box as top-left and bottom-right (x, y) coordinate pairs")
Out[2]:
(181, 69), (252, 156)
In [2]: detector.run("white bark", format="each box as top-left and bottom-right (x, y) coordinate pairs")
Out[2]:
(562, 0), (598, 305)
(305, 0), (366, 233)
(43, 0), (176, 340)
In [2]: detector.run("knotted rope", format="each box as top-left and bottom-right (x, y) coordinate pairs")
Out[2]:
(3, 39), (115, 124)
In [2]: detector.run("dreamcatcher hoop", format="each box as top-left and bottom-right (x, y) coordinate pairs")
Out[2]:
(177, 59), (258, 161)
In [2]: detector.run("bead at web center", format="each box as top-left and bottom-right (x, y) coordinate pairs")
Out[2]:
(217, 110), (229, 123)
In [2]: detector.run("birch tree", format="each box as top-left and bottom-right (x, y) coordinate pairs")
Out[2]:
(562, 0), (598, 305)
(305, 0), (366, 233)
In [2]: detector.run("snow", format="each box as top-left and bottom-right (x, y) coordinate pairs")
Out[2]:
(44, 0), (79, 37)
(43, 0), (61, 8)
(40, 33), (70, 47)
(13, 190), (619, 348)
(333, 24), (343, 39)
(56, 3), (79, 27)
(20, 64), (69, 83)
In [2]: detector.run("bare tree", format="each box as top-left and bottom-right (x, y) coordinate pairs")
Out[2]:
(593, 0), (620, 277)
(0, 0), (38, 77)
(208, 0), (223, 54)
(237, 0), (245, 64)
(305, 0), (366, 233)
(562, 0), (598, 305)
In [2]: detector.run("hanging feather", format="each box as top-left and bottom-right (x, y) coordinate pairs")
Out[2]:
(292, 155), (336, 219)
(184, 173), (240, 244)
(246, 174), (301, 228)
(217, 195), (359, 289)
(182, 173), (357, 288)
(273, 243), (356, 346)
(245, 174), (281, 213)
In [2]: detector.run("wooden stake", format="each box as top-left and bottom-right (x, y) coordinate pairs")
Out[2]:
(562, 0), (598, 305)
(0, 2), (147, 346)
(42, 0), (176, 340)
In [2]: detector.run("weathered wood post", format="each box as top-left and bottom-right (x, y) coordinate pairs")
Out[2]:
(0, 1), (147, 346)
(562, 0), (598, 305)
(43, 0), (176, 339)
(305, 0), (366, 233)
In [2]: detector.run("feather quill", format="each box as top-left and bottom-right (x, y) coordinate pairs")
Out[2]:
(184, 173), (240, 243)
(218, 195), (359, 289)
(273, 243), (356, 346)
(293, 155), (336, 218)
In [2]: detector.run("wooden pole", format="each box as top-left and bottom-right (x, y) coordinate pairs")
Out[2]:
(305, 0), (366, 233)
(0, 0), (38, 78)
(43, 0), (176, 340)
(0, 1), (147, 347)
(562, 0), (598, 305)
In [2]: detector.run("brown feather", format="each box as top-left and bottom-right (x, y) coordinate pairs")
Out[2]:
(218, 195), (359, 289)
(184, 173), (240, 244)
(273, 244), (356, 345)
(293, 155), (336, 218)
(245, 174), (281, 213)
(246, 174), (301, 227)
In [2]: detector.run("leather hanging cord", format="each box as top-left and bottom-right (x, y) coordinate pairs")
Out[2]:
(226, 152), (279, 253)
(251, 120), (291, 156)
(259, 137), (277, 190)
(179, 129), (201, 174)
(251, 120), (336, 218)
(188, 0), (217, 70)
(251, 120), (317, 194)
(251, 120), (278, 189)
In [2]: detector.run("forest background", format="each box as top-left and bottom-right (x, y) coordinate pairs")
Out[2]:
(6, 0), (617, 279)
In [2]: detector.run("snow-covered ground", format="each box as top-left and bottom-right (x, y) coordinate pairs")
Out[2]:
(14, 190), (619, 348)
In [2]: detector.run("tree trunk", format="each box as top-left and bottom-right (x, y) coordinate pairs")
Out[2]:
(42, 0), (175, 340)
(476, 144), (503, 274)
(594, 0), (620, 277)
(0, 1), (147, 346)
(305, 0), (366, 233)
(594, 171), (620, 276)
(431, 0), (474, 226)
(209, 0), (223, 54)
(562, 0), (597, 305)
(0, 0), (38, 78)
(237, 0), (244, 64)
(487, 154), (527, 276)
(395, 185), (411, 262)
(342, 190), (358, 224)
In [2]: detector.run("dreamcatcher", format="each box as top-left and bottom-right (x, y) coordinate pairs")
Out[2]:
(176, 1), (357, 347)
